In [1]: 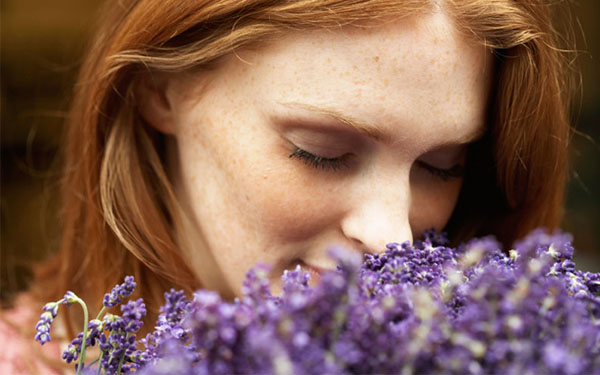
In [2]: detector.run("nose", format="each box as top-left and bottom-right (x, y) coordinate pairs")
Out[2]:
(340, 172), (413, 254)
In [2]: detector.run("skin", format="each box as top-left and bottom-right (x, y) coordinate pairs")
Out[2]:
(139, 10), (493, 298)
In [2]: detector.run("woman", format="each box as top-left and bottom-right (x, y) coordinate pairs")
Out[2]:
(1, 0), (575, 372)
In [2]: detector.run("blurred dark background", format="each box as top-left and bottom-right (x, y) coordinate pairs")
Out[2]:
(1, 1), (599, 306)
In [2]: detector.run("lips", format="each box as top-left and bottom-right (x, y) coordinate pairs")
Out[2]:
(298, 261), (326, 285)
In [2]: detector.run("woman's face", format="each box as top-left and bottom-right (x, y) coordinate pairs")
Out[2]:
(150, 10), (492, 297)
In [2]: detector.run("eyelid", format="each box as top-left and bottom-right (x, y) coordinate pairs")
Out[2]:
(418, 144), (468, 168)
(415, 160), (465, 181)
(284, 128), (363, 156)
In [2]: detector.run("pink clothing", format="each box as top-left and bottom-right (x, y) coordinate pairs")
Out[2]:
(0, 294), (64, 375)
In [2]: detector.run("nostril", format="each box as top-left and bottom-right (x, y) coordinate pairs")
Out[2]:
(344, 236), (368, 253)
(345, 237), (380, 256)
(362, 245), (382, 255)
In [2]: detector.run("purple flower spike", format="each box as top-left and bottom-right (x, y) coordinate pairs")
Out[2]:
(104, 275), (137, 308)
(62, 333), (82, 363)
(35, 302), (61, 345)
(121, 298), (147, 333)
(61, 319), (105, 368)
(241, 264), (273, 302)
(43, 301), (59, 317)
(281, 265), (311, 295)
(34, 325), (52, 345)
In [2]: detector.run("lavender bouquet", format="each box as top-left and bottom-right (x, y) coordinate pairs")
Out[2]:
(36, 229), (600, 374)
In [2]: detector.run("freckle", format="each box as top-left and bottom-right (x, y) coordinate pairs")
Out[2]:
(374, 56), (380, 62)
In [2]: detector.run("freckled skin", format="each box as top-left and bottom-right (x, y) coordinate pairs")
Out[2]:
(164, 10), (492, 297)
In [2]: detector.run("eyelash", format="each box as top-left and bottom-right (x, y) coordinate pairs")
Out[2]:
(288, 146), (350, 172)
(414, 160), (465, 181)
(289, 146), (465, 181)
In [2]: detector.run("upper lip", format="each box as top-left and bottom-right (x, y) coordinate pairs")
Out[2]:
(295, 243), (365, 274)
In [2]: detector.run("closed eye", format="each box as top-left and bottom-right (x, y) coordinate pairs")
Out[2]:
(415, 160), (465, 181)
(288, 146), (351, 172)
(289, 145), (465, 181)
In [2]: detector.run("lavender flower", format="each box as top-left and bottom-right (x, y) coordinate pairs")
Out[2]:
(104, 276), (136, 308)
(96, 300), (147, 374)
(36, 229), (600, 375)
(139, 289), (194, 366)
(34, 302), (60, 345)
(35, 292), (87, 346)
(35, 276), (142, 374)
(121, 298), (147, 332)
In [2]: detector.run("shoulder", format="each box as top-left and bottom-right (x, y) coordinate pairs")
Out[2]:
(0, 293), (65, 375)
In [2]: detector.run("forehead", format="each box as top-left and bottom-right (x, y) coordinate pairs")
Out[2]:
(200, 9), (492, 150)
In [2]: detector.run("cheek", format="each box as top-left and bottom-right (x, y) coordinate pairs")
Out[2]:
(179, 106), (345, 248)
(229, 146), (346, 243)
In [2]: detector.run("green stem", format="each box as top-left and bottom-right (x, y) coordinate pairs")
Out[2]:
(96, 352), (104, 375)
(116, 333), (129, 374)
(87, 306), (108, 374)
(72, 296), (89, 375)
(86, 357), (100, 368)
(93, 306), (108, 374)
(95, 306), (107, 321)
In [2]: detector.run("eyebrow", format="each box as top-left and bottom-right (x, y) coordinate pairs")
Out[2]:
(279, 102), (391, 143)
(279, 101), (486, 146)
